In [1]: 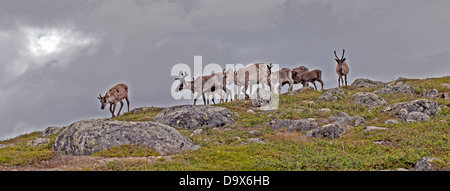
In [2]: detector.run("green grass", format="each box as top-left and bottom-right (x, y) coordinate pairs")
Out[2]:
(0, 132), (54, 166)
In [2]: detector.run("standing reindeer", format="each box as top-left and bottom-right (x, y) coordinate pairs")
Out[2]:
(98, 83), (130, 117)
(334, 49), (349, 87)
(174, 71), (226, 105)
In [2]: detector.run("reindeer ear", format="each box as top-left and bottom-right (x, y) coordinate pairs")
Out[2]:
(342, 58), (346, 62)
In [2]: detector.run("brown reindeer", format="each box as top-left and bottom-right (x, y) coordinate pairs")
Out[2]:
(292, 69), (324, 90)
(97, 83), (130, 117)
(334, 49), (349, 87)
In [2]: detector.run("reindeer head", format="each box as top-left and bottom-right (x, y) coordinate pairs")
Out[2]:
(334, 49), (346, 71)
(97, 93), (109, 110)
(174, 71), (189, 92)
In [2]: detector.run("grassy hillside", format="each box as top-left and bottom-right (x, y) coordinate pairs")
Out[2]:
(1, 76), (449, 171)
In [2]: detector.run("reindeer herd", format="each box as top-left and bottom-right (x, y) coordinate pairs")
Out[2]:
(98, 49), (350, 117)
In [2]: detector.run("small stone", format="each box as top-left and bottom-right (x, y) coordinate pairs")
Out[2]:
(353, 117), (366, 126)
(319, 108), (331, 113)
(249, 130), (261, 137)
(385, 119), (400, 124)
(363, 126), (387, 131)
(247, 138), (266, 144)
(246, 109), (255, 113)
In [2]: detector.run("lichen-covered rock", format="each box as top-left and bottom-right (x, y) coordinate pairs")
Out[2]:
(54, 119), (199, 156)
(382, 99), (441, 116)
(306, 123), (348, 138)
(353, 92), (387, 108)
(351, 78), (385, 88)
(404, 111), (430, 123)
(272, 119), (318, 131)
(385, 119), (400, 124)
(374, 84), (415, 95)
(28, 137), (50, 147)
(317, 87), (347, 102)
(39, 126), (64, 138)
(414, 157), (444, 171)
(423, 89), (439, 98)
(153, 105), (234, 129)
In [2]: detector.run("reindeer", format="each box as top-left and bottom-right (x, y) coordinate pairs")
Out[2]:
(334, 49), (349, 87)
(292, 69), (324, 90)
(233, 63), (272, 99)
(291, 66), (309, 90)
(97, 83), (130, 117)
(269, 67), (294, 93)
(175, 71), (227, 105)
(203, 69), (233, 104)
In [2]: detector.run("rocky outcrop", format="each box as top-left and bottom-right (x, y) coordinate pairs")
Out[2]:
(153, 105), (234, 129)
(382, 99), (441, 117)
(317, 87), (347, 102)
(353, 92), (387, 108)
(351, 78), (385, 88)
(306, 123), (348, 139)
(54, 119), (199, 156)
(250, 88), (272, 107)
(272, 119), (318, 131)
(374, 84), (415, 95)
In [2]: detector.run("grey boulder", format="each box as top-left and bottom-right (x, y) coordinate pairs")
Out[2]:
(272, 119), (318, 131)
(306, 123), (348, 139)
(383, 99), (441, 117)
(317, 87), (347, 102)
(54, 119), (199, 156)
(351, 78), (385, 88)
(374, 84), (415, 95)
(404, 111), (430, 123)
(353, 92), (387, 108)
(153, 105), (234, 129)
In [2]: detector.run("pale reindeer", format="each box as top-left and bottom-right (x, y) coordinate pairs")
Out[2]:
(97, 83), (130, 117)
(203, 69), (233, 104)
(232, 63), (272, 99)
(292, 69), (324, 90)
(269, 67), (294, 93)
(174, 71), (227, 105)
(334, 49), (349, 87)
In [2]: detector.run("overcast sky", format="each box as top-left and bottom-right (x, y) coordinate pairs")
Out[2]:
(0, 0), (449, 140)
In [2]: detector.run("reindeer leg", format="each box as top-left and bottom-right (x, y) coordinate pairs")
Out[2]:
(111, 103), (116, 117)
(317, 79), (324, 90)
(117, 100), (124, 117)
(202, 92), (207, 105)
(312, 81), (317, 90)
(338, 77), (341, 87)
(344, 75), (348, 86)
(109, 104), (114, 117)
(194, 92), (201, 105)
(125, 97), (130, 112)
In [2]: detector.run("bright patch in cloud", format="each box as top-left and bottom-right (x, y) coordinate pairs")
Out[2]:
(4, 26), (97, 78)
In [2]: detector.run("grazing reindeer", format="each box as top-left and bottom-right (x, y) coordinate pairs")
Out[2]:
(98, 83), (130, 117)
(334, 49), (349, 87)
(292, 69), (324, 90)
(291, 66), (309, 90)
(269, 68), (294, 93)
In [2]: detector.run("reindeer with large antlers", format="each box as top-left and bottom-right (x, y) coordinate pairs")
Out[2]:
(334, 49), (350, 87)
(97, 83), (130, 117)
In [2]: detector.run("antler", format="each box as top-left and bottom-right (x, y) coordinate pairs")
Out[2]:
(341, 49), (345, 59)
(334, 51), (339, 59)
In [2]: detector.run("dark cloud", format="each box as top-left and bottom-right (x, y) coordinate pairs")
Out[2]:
(1, 0), (449, 139)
